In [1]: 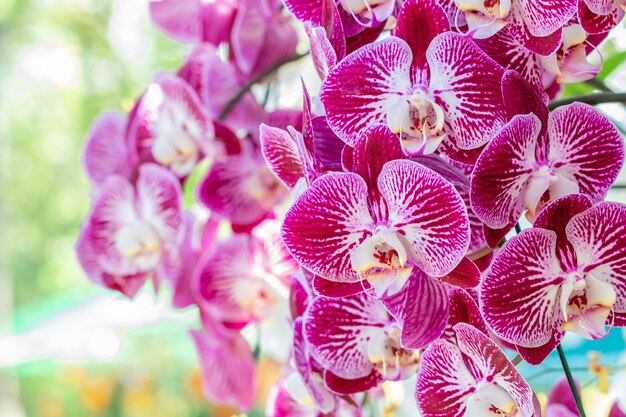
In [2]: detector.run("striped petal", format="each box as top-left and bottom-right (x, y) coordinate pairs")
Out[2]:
(83, 111), (135, 188)
(427, 32), (507, 150)
(470, 114), (541, 229)
(547, 102), (624, 202)
(441, 288), (486, 344)
(519, 0), (578, 37)
(578, 1), (625, 34)
(506, 4), (562, 55)
(304, 293), (389, 379)
(382, 269), (451, 349)
(260, 124), (305, 190)
(395, 0), (449, 84)
(378, 159), (470, 277)
(321, 37), (413, 146)
(282, 173), (374, 282)
(481, 229), (564, 348)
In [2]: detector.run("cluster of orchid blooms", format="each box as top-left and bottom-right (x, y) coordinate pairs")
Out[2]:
(76, 0), (626, 415)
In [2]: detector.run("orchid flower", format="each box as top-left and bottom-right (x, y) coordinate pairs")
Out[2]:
(190, 318), (258, 411)
(416, 323), (538, 417)
(321, 0), (507, 156)
(193, 223), (298, 329)
(441, 288), (487, 343)
(471, 102), (624, 242)
(453, 0), (577, 55)
(303, 293), (419, 393)
(577, 0), (625, 34)
(282, 123), (471, 296)
(76, 164), (184, 298)
(83, 111), (136, 188)
(481, 194), (626, 364)
(198, 120), (289, 231)
(284, 0), (396, 31)
(127, 73), (215, 179)
(149, 0), (238, 45)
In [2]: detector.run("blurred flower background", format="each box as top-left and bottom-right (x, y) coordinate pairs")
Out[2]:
(0, 1), (626, 416)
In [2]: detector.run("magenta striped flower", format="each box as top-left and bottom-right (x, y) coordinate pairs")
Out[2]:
(481, 194), (626, 364)
(282, 124), (471, 296)
(320, 0), (507, 156)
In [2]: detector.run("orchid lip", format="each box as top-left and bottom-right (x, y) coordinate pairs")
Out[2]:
(367, 323), (419, 380)
(465, 380), (517, 417)
(559, 271), (617, 340)
(115, 220), (163, 270)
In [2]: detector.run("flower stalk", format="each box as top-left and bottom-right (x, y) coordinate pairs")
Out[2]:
(557, 344), (587, 417)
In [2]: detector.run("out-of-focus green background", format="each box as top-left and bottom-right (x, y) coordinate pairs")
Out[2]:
(0, 0), (625, 416)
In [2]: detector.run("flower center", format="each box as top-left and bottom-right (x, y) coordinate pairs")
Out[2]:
(115, 220), (163, 271)
(538, 25), (599, 84)
(338, 0), (396, 25)
(350, 226), (413, 296)
(387, 91), (446, 156)
(232, 278), (279, 320)
(151, 100), (203, 177)
(367, 324), (419, 380)
(524, 165), (579, 221)
(454, 0), (511, 38)
(559, 271), (616, 340)
(465, 380), (517, 417)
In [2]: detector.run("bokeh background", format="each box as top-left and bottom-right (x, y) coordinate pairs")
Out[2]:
(0, 1), (625, 416)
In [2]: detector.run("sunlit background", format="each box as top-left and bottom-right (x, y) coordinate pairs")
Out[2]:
(0, 1), (625, 416)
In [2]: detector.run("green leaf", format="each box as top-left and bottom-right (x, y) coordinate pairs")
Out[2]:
(598, 50), (626, 81)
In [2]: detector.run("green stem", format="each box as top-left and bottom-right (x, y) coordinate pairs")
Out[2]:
(218, 52), (309, 120)
(583, 78), (612, 93)
(557, 344), (587, 417)
(548, 92), (626, 110)
(515, 223), (522, 234)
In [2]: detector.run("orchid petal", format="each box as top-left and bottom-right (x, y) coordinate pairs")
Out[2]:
(83, 111), (134, 188)
(442, 288), (486, 343)
(304, 293), (389, 379)
(518, 0), (578, 38)
(282, 173), (374, 282)
(427, 32), (506, 150)
(260, 124), (305, 190)
(481, 229), (564, 348)
(321, 37), (413, 146)
(470, 114), (540, 229)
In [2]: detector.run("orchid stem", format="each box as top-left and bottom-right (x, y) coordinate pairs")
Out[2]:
(515, 223), (522, 234)
(557, 344), (587, 417)
(548, 92), (626, 110)
(583, 78), (612, 93)
(219, 52), (310, 120)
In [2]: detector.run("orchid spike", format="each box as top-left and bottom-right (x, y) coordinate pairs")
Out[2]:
(481, 194), (626, 364)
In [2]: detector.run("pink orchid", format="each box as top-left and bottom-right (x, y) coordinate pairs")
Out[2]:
(282, 123), (471, 296)
(416, 323), (538, 417)
(76, 164), (184, 298)
(190, 319), (258, 411)
(471, 102), (623, 244)
(303, 292), (420, 392)
(481, 194), (626, 364)
(127, 73), (215, 179)
(83, 111), (136, 188)
(198, 127), (289, 230)
(193, 223), (298, 329)
(321, 0), (508, 156)
(149, 0), (238, 45)
(453, 0), (577, 55)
